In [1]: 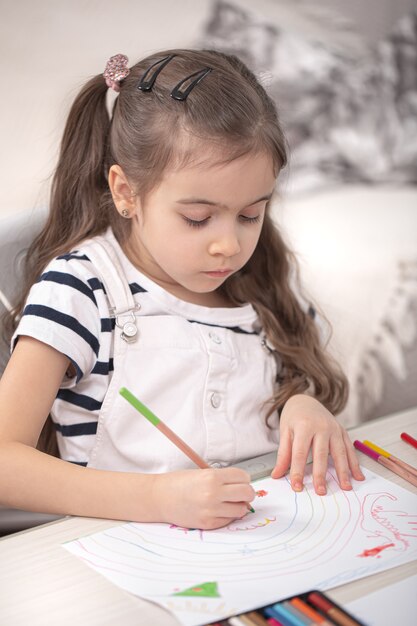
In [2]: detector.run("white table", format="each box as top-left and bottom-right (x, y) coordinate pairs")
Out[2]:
(1, 407), (416, 626)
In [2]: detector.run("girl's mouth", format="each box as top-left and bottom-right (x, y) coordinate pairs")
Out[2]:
(203, 269), (233, 278)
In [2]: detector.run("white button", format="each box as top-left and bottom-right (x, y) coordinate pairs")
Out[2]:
(210, 392), (221, 408)
(209, 331), (222, 344)
(122, 322), (137, 337)
(210, 462), (222, 468)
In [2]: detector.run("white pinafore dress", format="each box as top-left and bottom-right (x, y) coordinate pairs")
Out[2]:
(80, 234), (279, 473)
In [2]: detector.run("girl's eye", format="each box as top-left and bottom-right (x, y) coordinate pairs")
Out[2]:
(240, 214), (261, 224)
(183, 216), (210, 228)
(182, 214), (261, 228)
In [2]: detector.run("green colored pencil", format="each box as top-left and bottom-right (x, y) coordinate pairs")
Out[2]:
(119, 387), (255, 513)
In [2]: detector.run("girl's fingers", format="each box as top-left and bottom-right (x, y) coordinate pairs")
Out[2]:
(343, 431), (366, 481)
(203, 515), (245, 530)
(329, 432), (353, 490)
(222, 483), (255, 503)
(271, 428), (292, 479)
(219, 467), (252, 484)
(288, 436), (311, 492)
(311, 435), (330, 495)
(217, 501), (251, 519)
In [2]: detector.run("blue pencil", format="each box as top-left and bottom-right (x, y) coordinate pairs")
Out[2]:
(265, 602), (310, 626)
(282, 601), (311, 625)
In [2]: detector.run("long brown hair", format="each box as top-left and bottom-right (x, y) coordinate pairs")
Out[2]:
(4, 49), (347, 451)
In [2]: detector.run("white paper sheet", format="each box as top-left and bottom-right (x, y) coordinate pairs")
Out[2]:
(345, 574), (417, 626)
(63, 466), (417, 626)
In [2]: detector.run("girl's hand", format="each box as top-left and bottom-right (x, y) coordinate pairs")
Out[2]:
(271, 394), (365, 495)
(153, 467), (255, 530)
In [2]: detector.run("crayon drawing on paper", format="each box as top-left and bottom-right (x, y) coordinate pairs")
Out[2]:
(63, 466), (417, 626)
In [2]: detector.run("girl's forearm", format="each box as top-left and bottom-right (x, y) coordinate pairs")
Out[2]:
(0, 442), (159, 522)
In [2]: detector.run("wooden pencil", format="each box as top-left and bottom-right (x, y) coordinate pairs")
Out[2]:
(363, 440), (417, 477)
(354, 441), (417, 488)
(119, 387), (255, 512)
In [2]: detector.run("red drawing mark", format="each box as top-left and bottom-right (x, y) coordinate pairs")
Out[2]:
(359, 492), (417, 551)
(256, 490), (268, 497)
(358, 543), (395, 558)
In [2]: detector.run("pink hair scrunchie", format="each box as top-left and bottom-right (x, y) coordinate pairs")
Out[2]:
(103, 54), (130, 92)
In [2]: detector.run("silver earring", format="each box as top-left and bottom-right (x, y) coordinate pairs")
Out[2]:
(121, 209), (129, 218)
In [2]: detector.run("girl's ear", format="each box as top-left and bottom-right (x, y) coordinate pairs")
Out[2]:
(108, 165), (138, 218)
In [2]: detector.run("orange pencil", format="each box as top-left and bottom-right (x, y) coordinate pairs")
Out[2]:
(290, 597), (333, 625)
(363, 440), (417, 478)
(119, 387), (255, 513)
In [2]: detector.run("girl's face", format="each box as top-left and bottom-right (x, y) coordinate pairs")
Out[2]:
(127, 150), (276, 306)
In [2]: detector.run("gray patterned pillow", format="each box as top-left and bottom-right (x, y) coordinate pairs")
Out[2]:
(198, 0), (417, 194)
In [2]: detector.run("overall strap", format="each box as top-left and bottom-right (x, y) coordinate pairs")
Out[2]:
(81, 235), (139, 343)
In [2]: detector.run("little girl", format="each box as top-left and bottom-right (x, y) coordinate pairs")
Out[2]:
(0, 49), (364, 530)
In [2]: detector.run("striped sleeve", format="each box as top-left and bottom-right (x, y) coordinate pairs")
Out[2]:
(12, 255), (106, 380)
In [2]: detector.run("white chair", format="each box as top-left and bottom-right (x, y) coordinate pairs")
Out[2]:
(0, 208), (47, 372)
(0, 208), (62, 536)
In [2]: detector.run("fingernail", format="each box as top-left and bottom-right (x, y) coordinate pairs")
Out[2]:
(294, 481), (303, 491)
(317, 485), (326, 495)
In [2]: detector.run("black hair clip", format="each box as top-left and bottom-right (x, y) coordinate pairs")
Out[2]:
(170, 68), (212, 101)
(137, 54), (176, 92)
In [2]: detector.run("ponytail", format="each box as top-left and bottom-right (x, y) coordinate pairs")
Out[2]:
(39, 74), (111, 264)
(4, 74), (113, 342)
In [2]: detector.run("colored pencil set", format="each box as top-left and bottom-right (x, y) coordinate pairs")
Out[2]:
(205, 589), (365, 626)
(353, 434), (417, 488)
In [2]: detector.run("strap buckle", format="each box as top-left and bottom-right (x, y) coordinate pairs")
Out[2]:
(110, 304), (141, 343)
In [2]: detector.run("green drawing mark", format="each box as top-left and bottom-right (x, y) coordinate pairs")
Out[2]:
(173, 581), (220, 597)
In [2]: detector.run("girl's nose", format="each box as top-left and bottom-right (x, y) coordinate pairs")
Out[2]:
(208, 228), (241, 257)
